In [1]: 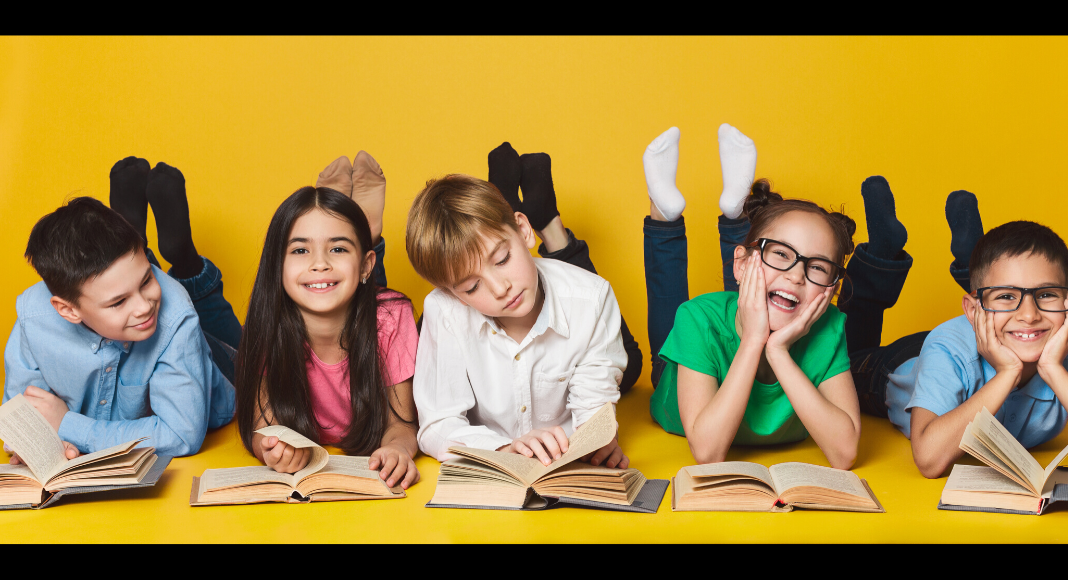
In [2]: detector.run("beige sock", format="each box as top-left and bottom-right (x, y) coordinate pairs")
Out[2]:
(351, 150), (386, 243)
(316, 156), (353, 196)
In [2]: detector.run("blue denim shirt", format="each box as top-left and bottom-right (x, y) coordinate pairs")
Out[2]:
(886, 315), (1068, 448)
(3, 265), (235, 456)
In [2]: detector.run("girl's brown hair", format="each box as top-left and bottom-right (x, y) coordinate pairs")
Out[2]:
(742, 178), (857, 265)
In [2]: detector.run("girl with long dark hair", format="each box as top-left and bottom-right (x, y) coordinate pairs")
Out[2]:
(236, 187), (419, 489)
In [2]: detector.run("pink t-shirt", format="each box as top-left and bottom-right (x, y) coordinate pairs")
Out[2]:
(307, 292), (418, 444)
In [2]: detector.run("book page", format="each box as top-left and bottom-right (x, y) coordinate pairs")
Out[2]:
(255, 425), (329, 481)
(683, 462), (775, 489)
(1040, 444), (1068, 492)
(0, 394), (66, 482)
(311, 455), (383, 482)
(0, 462), (37, 480)
(769, 462), (868, 498)
(960, 424), (1031, 490)
(201, 466), (295, 491)
(945, 464), (1033, 494)
(448, 446), (543, 485)
(532, 402), (618, 481)
(972, 407), (1044, 490)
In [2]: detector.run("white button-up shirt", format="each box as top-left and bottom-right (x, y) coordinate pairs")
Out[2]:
(414, 258), (625, 461)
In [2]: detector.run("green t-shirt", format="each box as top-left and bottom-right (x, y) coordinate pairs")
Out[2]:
(649, 291), (851, 445)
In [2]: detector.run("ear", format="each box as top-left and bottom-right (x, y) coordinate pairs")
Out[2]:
(962, 293), (978, 327)
(732, 245), (751, 283)
(361, 249), (377, 284)
(50, 296), (82, 324)
(513, 212), (537, 250)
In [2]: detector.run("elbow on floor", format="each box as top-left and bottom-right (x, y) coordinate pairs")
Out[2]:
(828, 451), (856, 471)
(689, 444), (728, 466)
(913, 454), (950, 479)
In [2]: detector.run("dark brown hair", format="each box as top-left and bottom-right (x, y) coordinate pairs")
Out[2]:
(25, 196), (145, 304)
(741, 178), (857, 266)
(969, 221), (1068, 290)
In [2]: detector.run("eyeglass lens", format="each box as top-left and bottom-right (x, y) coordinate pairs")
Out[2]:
(761, 241), (839, 286)
(981, 287), (1068, 312)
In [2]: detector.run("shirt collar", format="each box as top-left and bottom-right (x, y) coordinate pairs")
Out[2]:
(982, 357), (1058, 402)
(78, 324), (132, 354)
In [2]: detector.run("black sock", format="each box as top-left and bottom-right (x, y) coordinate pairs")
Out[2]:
(946, 189), (983, 271)
(519, 153), (559, 231)
(860, 175), (908, 260)
(488, 142), (522, 212)
(146, 162), (202, 279)
(109, 157), (150, 242)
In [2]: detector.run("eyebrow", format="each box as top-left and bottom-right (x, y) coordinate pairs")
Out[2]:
(102, 267), (153, 306)
(451, 239), (508, 290)
(288, 236), (357, 245)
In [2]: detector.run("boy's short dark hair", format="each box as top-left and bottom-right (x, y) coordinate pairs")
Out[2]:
(969, 220), (1068, 290)
(25, 196), (145, 304)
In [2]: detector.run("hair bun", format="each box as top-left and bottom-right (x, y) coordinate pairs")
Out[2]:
(742, 178), (783, 221)
(828, 210), (857, 256)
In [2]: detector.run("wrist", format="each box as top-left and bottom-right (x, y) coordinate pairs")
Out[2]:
(738, 336), (767, 354)
(993, 366), (1024, 388)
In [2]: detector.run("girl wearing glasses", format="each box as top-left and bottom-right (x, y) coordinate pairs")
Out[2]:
(640, 124), (863, 468)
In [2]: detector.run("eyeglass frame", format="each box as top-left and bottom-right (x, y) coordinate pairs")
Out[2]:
(745, 238), (843, 287)
(974, 286), (1068, 313)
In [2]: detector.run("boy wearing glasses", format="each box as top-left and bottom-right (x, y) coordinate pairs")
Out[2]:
(841, 186), (1068, 478)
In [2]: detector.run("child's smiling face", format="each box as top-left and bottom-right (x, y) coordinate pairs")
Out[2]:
(283, 209), (376, 319)
(734, 210), (842, 332)
(964, 252), (1068, 365)
(50, 249), (162, 342)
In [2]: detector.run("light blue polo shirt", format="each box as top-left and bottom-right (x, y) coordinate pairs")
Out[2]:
(886, 315), (1068, 448)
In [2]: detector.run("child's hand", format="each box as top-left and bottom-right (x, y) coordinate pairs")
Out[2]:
(23, 386), (68, 432)
(369, 444), (420, 489)
(972, 307), (1023, 377)
(5, 441), (79, 465)
(260, 436), (311, 474)
(766, 285), (833, 353)
(502, 426), (570, 466)
(1038, 297), (1068, 379)
(735, 254), (771, 346)
(580, 436), (629, 469)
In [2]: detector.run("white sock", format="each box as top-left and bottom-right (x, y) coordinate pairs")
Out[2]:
(643, 127), (685, 221)
(717, 123), (758, 219)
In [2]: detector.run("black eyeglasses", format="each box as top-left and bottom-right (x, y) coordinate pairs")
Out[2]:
(747, 238), (843, 287)
(975, 286), (1068, 313)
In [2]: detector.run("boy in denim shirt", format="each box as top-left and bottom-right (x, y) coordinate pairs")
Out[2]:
(3, 159), (237, 460)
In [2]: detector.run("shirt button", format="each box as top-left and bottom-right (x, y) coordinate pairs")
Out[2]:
(520, 406), (527, 412)
(106, 340), (112, 345)
(123, 342), (130, 349)
(558, 377), (566, 382)
(99, 400), (107, 405)
(514, 354), (521, 361)
(105, 367), (112, 373)
(1009, 414), (1017, 422)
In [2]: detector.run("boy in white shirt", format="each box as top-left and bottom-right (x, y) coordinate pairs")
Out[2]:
(406, 173), (628, 468)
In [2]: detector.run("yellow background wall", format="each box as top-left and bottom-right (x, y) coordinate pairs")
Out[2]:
(3, 37), (1068, 385)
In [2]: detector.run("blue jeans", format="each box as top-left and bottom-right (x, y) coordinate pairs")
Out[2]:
(645, 215), (750, 387)
(146, 249), (241, 384)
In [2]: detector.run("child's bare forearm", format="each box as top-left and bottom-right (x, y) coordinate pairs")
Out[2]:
(766, 350), (859, 469)
(686, 342), (761, 463)
(911, 370), (1017, 477)
(381, 421), (418, 458)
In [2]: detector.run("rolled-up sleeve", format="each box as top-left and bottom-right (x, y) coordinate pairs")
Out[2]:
(567, 280), (624, 429)
(414, 294), (513, 460)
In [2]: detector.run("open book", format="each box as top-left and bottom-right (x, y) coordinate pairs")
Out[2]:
(191, 425), (405, 505)
(0, 394), (167, 509)
(672, 461), (884, 513)
(427, 403), (668, 512)
(939, 407), (1068, 515)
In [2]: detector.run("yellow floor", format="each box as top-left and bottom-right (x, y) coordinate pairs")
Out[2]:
(4, 383), (1068, 543)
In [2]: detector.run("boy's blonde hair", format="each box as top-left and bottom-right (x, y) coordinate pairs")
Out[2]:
(406, 174), (520, 288)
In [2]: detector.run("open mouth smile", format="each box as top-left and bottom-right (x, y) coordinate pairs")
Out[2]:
(768, 290), (800, 312)
(1008, 329), (1048, 342)
(303, 281), (339, 292)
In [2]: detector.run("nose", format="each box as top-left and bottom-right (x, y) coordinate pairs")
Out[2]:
(132, 290), (153, 316)
(310, 250), (331, 272)
(1017, 293), (1042, 322)
(783, 260), (806, 285)
(485, 272), (511, 299)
